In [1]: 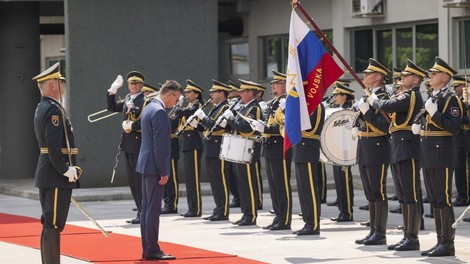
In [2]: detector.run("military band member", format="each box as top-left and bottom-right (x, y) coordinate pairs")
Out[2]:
(33, 63), (81, 264)
(107, 71), (145, 224)
(226, 80), (241, 208)
(412, 57), (462, 257)
(451, 76), (470, 207)
(273, 95), (325, 235)
(193, 80), (231, 221)
(354, 58), (391, 245)
(330, 83), (355, 223)
(175, 80), (205, 217)
(142, 82), (159, 97)
(369, 60), (426, 251)
(221, 79), (265, 226)
(257, 70), (293, 231)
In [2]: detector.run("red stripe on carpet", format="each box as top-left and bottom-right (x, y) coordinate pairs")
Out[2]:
(0, 213), (265, 264)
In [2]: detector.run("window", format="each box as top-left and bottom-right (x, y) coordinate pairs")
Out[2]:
(352, 23), (438, 73)
(458, 19), (470, 69)
(230, 42), (249, 76)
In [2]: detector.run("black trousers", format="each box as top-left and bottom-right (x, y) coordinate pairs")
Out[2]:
(235, 162), (259, 222)
(295, 162), (320, 231)
(358, 163), (388, 202)
(423, 167), (454, 208)
(454, 147), (470, 203)
(163, 158), (179, 210)
(226, 161), (239, 201)
(39, 188), (72, 231)
(183, 149), (202, 215)
(265, 157), (292, 226)
(254, 159), (263, 208)
(391, 159), (421, 203)
(333, 165), (354, 218)
(140, 173), (164, 256)
(206, 157), (230, 217)
(124, 152), (142, 214)
(316, 162), (327, 202)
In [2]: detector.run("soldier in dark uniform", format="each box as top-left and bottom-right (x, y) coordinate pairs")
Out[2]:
(353, 58), (391, 246)
(273, 96), (325, 235)
(258, 70), (293, 231)
(329, 83), (355, 223)
(451, 76), (470, 207)
(33, 63), (81, 264)
(175, 80), (205, 217)
(255, 89), (266, 210)
(412, 57), (462, 257)
(193, 80), (232, 221)
(226, 80), (241, 208)
(107, 71), (146, 224)
(369, 60), (426, 251)
(222, 79), (265, 226)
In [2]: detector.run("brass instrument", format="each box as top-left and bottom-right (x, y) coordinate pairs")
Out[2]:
(87, 109), (120, 123)
(175, 99), (212, 137)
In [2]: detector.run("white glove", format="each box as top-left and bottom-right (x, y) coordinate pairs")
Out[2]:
(279, 98), (286, 110)
(177, 95), (184, 107)
(194, 109), (206, 119)
(126, 100), (135, 110)
(351, 127), (359, 138)
(216, 116), (227, 128)
(412, 124), (421, 135)
(250, 120), (265, 133)
(367, 93), (378, 106)
(222, 109), (234, 119)
(189, 116), (198, 128)
(358, 98), (369, 114)
(107, 75), (123, 94)
(259, 101), (268, 111)
(122, 120), (133, 133)
(425, 98), (438, 117)
(63, 166), (78, 182)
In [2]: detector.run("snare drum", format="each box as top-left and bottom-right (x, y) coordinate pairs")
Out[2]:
(219, 134), (255, 164)
(320, 109), (357, 166)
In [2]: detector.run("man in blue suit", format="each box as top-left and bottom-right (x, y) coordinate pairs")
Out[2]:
(137, 80), (183, 261)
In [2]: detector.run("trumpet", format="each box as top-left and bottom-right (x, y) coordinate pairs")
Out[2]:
(87, 109), (120, 123)
(175, 99), (212, 137)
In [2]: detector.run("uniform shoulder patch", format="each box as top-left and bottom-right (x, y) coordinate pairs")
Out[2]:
(51, 115), (60, 126)
(451, 107), (460, 117)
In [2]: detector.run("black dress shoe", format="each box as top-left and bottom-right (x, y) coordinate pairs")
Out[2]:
(203, 215), (214, 220)
(210, 215), (229, 221)
(296, 227), (319, 236)
(389, 206), (402, 214)
(420, 244), (438, 256)
(453, 200), (469, 207)
(395, 237), (420, 251)
(161, 207), (177, 214)
(424, 213), (434, 218)
(126, 217), (140, 224)
(132, 207), (138, 211)
(422, 197), (429, 203)
(269, 223), (291, 231)
(262, 224), (273, 230)
(229, 200), (240, 208)
(327, 200), (338, 206)
(180, 212), (201, 217)
(269, 209), (275, 214)
(360, 220), (370, 226)
(331, 214), (352, 222)
(232, 218), (244, 225)
(463, 217), (470, 222)
(238, 219), (256, 226)
(144, 251), (176, 260)
(387, 237), (405, 250)
(426, 243), (455, 257)
(358, 204), (369, 210)
(362, 233), (386, 245)
(388, 195), (398, 201)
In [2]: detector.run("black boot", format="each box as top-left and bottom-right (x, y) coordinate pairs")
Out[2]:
(41, 228), (60, 264)
(363, 200), (387, 245)
(427, 207), (455, 257)
(421, 208), (442, 256)
(395, 203), (420, 251)
(388, 203), (407, 250)
(355, 202), (375, 244)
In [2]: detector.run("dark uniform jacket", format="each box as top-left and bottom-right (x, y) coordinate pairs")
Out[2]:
(34, 96), (78, 189)
(372, 87), (423, 164)
(167, 107), (181, 160)
(200, 100), (230, 158)
(226, 99), (264, 161)
(292, 103), (325, 163)
(356, 87), (391, 166)
(176, 99), (204, 152)
(417, 89), (463, 168)
(262, 94), (290, 160)
(107, 92), (145, 154)
(453, 95), (470, 152)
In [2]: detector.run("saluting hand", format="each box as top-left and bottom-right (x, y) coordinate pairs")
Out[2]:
(159, 176), (169, 185)
(107, 75), (123, 94)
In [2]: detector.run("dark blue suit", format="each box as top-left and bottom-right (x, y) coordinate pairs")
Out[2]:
(136, 98), (170, 257)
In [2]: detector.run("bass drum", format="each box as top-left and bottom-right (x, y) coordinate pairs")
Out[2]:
(320, 109), (357, 166)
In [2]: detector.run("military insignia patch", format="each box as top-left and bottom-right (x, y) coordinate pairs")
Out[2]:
(52, 115), (60, 126)
(451, 107), (460, 117)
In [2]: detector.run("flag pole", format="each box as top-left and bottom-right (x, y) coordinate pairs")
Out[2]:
(291, 0), (370, 95)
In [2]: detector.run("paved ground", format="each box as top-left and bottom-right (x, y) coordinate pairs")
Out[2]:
(1, 178), (470, 264)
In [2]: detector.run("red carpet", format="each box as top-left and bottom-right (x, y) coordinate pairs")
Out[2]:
(0, 213), (264, 263)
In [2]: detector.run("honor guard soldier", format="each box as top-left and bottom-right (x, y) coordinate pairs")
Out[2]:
(33, 63), (81, 263)
(175, 80), (205, 217)
(107, 71), (146, 224)
(226, 80), (241, 208)
(193, 80), (232, 221)
(451, 76), (470, 207)
(273, 93), (325, 235)
(369, 59), (426, 251)
(142, 82), (159, 97)
(258, 70), (293, 231)
(412, 57), (462, 257)
(329, 83), (355, 223)
(354, 58), (391, 245)
(221, 79), (265, 226)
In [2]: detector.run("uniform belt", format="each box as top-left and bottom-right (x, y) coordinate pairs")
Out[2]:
(40, 147), (79, 155)
(419, 130), (452, 137)
(204, 130), (224, 137)
(304, 134), (320, 140)
(389, 126), (411, 133)
(358, 131), (387, 137)
(462, 124), (470, 131)
(262, 133), (282, 138)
